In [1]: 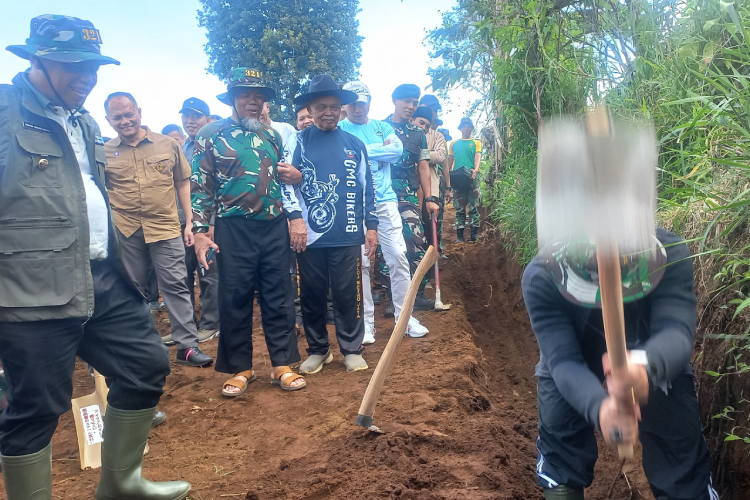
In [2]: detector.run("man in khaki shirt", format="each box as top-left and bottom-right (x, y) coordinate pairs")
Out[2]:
(104, 92), (213, 368)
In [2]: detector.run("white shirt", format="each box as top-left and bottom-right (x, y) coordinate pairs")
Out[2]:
(43, 106), (110, 260)
(271, 121), (297, 158)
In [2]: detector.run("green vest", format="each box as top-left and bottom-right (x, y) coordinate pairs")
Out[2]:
(0, 73), (121, 322)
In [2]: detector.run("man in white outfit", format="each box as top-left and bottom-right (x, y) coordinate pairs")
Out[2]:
(339, 81), (429, 343)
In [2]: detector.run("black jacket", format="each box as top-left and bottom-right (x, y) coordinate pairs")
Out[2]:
(522, 228), (697, 428)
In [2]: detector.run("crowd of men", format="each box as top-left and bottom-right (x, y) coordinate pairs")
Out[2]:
(0, 13), (719, 500)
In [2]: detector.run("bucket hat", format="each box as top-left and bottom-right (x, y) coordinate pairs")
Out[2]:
(217, 68), (276, 105)
(7, 14), (119, 65)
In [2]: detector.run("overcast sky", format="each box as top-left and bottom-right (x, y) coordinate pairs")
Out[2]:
(0, 0), (475, 138)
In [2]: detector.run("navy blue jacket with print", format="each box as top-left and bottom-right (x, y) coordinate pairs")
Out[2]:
(286, 125), (377, 248)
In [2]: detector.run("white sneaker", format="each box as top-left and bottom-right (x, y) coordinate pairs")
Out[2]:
(363, 323), (376, 345)
(406, 317), (429, 338)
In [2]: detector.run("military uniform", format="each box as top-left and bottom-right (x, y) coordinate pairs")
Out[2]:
(379, 116), (430, 286)
(0, 15), (189, 500)
(448, 137), (482, 235)
(191, 69), (301, 376)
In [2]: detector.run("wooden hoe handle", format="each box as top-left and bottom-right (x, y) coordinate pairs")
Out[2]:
(597, 244), (635, 459)
(356, 246), (440, 428)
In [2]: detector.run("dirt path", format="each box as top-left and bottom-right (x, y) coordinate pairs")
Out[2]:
(3, 207), (655, 499)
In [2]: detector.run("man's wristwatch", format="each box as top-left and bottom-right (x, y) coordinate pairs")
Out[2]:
(192, 226), (209, 234)
(446, 186), (453, 192)
(424, 196), (440, 205)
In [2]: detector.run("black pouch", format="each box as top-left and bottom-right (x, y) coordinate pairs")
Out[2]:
(450, 167), (473, 191)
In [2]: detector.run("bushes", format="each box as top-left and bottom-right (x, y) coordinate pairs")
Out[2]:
(430, 0), (750, 493)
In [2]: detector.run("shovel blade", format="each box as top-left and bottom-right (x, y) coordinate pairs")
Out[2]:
(536, 112), (658, 254)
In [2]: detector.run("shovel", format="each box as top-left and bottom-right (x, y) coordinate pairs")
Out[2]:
(537, 106), (658, 459)
(71, 369), (109, 469)
(356, 246), (440, 432)
(431, 217), (451, 311)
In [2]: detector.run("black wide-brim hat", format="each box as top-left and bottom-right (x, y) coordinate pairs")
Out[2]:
(293, 74), (358, 106)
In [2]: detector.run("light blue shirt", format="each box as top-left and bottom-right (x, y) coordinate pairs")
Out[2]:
(339, 118), (403, 204)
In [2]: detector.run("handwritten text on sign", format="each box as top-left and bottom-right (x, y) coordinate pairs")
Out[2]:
(80, 404), (104, 446)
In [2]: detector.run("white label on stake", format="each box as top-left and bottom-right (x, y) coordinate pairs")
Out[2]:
(80, 404), (104, 446)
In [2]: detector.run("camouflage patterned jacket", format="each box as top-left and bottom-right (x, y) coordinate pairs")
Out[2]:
(383, 116), (430, 200)
(190, 118), (289, 231)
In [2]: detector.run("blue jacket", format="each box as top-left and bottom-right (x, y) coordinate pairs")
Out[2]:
(522, 228), (696, 428)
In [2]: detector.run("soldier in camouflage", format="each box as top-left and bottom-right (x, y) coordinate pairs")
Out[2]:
(380, 84), (440, 312)
(191, 68), (308, 396)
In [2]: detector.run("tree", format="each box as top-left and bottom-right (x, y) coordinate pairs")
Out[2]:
(199, 0), (363, 121)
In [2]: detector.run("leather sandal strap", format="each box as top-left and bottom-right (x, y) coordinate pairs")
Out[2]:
(280, 372), (304, 387)
(223, 370), (254, 390)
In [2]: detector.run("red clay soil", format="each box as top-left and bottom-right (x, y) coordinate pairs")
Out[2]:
(0, 207), (656, 499)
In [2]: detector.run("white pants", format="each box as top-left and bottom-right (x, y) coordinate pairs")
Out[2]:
(362, 201), (411, 324)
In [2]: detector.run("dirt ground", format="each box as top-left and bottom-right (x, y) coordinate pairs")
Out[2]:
(2, 207), (658, 499)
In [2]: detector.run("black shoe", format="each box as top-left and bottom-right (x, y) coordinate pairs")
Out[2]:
(384, 301), (395, 318)
(176, 346), (213, 367)
(413, 291), (435, 311)
(326, 310), (335, 325)
(152, 410), (167, 428)
(470, 226), (478, 242)
(456, 228), (465, 243)
(372, 291), (385, 305)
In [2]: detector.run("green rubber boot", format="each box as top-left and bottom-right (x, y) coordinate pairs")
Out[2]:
(1, 443), (52, 500)
(543, 486), (584, 500)
(95, 406), (190, 500)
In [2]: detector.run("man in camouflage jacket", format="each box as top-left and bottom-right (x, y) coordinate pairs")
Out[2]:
(191, 68), (307, 394)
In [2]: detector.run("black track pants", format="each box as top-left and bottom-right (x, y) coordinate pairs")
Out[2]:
(535, 374), (717, 500)
(297, 245), (364, 356)
(0, 260), (170, 456)
(214, 216), (300, 374)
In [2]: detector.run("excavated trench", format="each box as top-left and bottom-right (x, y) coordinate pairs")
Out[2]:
(1, 208), (655, 499)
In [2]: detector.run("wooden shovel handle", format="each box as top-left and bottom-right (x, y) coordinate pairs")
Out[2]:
(356, 246), (440, 427)
(597, 244), (634, 459)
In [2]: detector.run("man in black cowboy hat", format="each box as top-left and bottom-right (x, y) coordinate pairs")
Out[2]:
(286, 75), (378, 375)
(191, 67), (307, 397)
(0, 14), (190, 500)
(522, 231), (717, 499)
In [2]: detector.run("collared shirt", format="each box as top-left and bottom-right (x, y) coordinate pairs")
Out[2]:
(21, 73), (109, 260)
(104, 128), (191, 243)
(191, 118), (287, 231)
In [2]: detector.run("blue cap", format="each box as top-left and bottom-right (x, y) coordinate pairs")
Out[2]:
(392, 84), (420, 100)
(179, 97), (210, 116)
(459, 117), (474, 130)
(419, 94), (441, 110)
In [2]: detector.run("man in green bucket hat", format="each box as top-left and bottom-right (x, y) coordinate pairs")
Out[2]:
(0, 14), (190, 500)
(191, 68), (307, 396)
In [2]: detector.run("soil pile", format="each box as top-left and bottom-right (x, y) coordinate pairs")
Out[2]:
(0, 208), (654, 499)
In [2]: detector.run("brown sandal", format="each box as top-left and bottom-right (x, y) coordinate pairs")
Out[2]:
(221, 370), (256, 398)
(271, 366), (307, 392)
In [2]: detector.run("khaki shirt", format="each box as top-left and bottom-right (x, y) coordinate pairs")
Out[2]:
(426, 128), (447, 198)
(104, 128), (190, 243)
